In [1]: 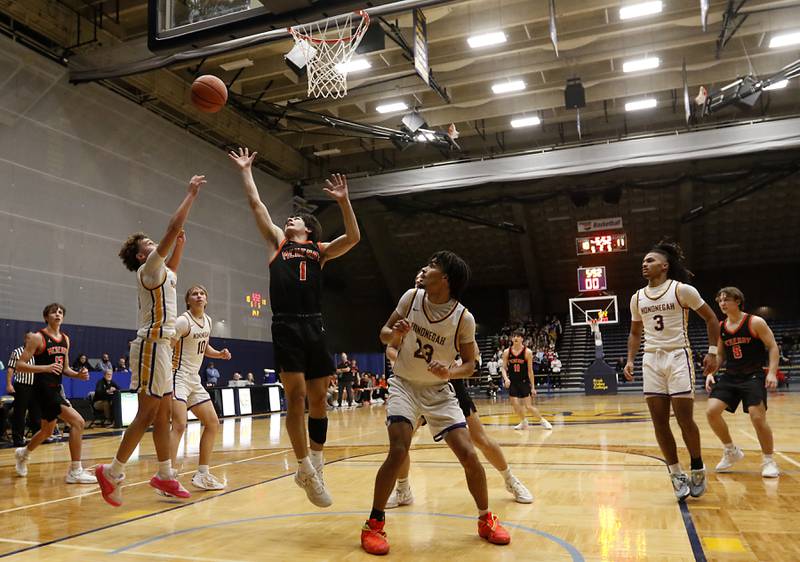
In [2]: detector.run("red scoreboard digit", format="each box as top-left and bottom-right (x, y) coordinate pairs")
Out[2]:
(575, 233), (627, 255)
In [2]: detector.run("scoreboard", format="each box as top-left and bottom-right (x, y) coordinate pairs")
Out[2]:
(575, 233), (627, 255)
(577, 266), (607, 293)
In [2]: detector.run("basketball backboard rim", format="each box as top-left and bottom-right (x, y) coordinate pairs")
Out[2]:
(569, 295), (619, 326)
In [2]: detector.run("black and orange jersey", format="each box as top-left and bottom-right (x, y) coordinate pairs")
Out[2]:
(721, 314), (767, 376)
(269, 239), (323, 316)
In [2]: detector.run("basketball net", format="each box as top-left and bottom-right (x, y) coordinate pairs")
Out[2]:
(589, 319), (602, 347)
(289, 11), (370, 99)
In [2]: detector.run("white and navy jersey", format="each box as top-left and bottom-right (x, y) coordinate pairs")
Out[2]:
(172, 312), (212, 376)
(8, 346), (35, 385)
(393, 289), (474, 387)
(136, 265), (178, 340)
(631, 280), (704, 353)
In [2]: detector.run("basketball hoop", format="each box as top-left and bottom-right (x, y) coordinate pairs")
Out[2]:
(289, 11), (370, 99)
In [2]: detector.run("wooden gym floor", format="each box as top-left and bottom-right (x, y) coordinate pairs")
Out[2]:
(1, 392), (799, 561)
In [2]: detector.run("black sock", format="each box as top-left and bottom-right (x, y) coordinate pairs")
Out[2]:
(369, 508), (385, 522)
(690, 457), (704, 470)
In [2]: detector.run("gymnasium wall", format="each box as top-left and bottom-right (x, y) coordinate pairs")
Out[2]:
(0, 36), (293, 343)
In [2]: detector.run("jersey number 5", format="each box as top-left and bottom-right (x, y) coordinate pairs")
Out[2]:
(413, 338), (434, 363)
(653, 315), (665, 331)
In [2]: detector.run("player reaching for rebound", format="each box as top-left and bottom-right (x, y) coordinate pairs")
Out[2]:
(229, 147), (359, 507)
(501, 331), (552, 431)
(705, 287), (780, 478)
(168, 283), (232, 490)
(96, 174), (206, 506)
(361, 252), (511, 555)
(624, 241), (719, 502)
(383, 270), (533, 508)
(13, 303), (96, 484)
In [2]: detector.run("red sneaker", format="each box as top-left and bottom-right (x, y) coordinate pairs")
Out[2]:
(478, 512), (511, 545)
(150, 475), (191, 499)
(96, 464), (124, 507)
(361, 519), (390, 555)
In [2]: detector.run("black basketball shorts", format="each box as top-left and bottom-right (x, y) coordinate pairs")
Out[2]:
(508, 376), (532, 398)
(709, 372), (767, 413)
(35, 382), (69, 422)
(272, 316), (335, 381)
(450, 379), (478, 419)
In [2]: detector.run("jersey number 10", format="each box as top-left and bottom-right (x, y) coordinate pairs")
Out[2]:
(197, 340), (207, 355)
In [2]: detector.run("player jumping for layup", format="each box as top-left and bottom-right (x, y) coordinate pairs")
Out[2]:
(501, 331), (552, 431)
(169, 284), (232, 490)
(14, 303), (96, 484)
(624, 241), (719, 502)
(230, 147), (359, 507)
(705, 287), (780, 478)
(361, 252), (511, 555)
(96, 175), (206, 506)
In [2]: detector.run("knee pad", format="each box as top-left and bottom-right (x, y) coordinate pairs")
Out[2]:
(308, 416), (328, 445)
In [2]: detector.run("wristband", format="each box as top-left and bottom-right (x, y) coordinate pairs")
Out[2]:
(707, 346), (718, 355)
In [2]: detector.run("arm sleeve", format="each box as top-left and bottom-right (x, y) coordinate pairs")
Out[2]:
(393, 289), (417, 317)
(140, 250), (167, 288)
(458, 311), (477, 347)
(677, 283), (705, 311)
(629, 292), (642, 321)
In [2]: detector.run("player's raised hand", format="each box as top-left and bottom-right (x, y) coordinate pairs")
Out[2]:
(228, 147), (257, 170)
(220, 349), (232, 360)
(623, 361), (634, 381)
(176, 229), (187, 245)
(702, 353), (718, 376)
(323, 173), (349, 202)
(428, 360), (449, 379)
(705, 374), (715, 393)
(188, 175), (206, 195)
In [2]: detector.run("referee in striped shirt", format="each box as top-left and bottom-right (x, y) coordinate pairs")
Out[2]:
(6, 337), (41, 447)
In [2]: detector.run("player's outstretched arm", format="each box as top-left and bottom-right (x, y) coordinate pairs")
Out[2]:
(228, 147), (284, 251)
(320, 174), (360, 264)
(166, 230), (186, 272)
(157, 175), (205, 260)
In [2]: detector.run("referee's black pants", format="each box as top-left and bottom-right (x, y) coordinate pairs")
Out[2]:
(11, 382), (41, 444)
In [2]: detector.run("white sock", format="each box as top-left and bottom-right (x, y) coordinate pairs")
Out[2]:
(109, 457), (125, 479)
(478, 508), (490, 517)
(70, 461), (82, 472)
(309, 449), (323, 470)
(668, 463), (683, 475)
(157, 460), (173, 480)
(21, 447), (31, 458)
(397, 477), (410, 492)
(763, 454), (774, 462)
(298, 456), (315, 474)
(500, 467), (513, 482)
(198, 465), (209, 474)
(723, 442), (736, 451)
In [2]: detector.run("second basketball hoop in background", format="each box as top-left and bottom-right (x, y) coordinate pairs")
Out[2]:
(289, 11), (370, 99)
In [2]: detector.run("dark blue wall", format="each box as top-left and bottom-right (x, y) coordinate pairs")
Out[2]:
(0, 318), (273, 386)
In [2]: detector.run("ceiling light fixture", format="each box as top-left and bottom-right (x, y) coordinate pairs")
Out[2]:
(313, 148), (342, 157)
(492, 80), (526, 94)
(336, 58), (372, 73)
(376, 102), (408, 113)
(764, 79), (789, 91)
(769, 31), (800, 49)
(619, 1), (663, 20)
(622, 56), (660, 73)
(625, 98), (657, 111)
(467, 31), (507, 49)
(510, 116), (541, 128)
(220, 58), (254, 71)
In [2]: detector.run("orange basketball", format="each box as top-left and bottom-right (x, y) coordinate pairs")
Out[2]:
(191, 75), (228, 113)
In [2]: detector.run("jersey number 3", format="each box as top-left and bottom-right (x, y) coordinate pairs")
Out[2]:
(653, 315), (665, 331)
(413, 338), (434, 363)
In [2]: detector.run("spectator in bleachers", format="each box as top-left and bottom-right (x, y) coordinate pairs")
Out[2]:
(73, 353), (95, 372)
(94, 370), (120, 426)
(246, 372), (256, 385)
(115, 357), (129, 372)
(97, 353), (113, 373)
(205, 361), (220, 387)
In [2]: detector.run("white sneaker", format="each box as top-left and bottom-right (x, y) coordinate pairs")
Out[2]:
(505, 476), (533, 504)
(192, 471), (227, 490)
(671, 472), (691, 502)
(294, 469), (332, 507)
(513, 421), (529, 430)
(715, 446), (745, 472)
(14, 447), (29, 477)
(385, 487), (414, 509)
(540, 418), (553, 430)
(761, 459), (780, 478)
(65, 468), (97, 484)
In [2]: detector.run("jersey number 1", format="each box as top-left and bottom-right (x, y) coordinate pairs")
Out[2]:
(299, 261), (307, 282)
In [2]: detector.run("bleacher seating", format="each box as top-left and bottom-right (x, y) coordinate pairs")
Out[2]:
(477, 316), (800, 395)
